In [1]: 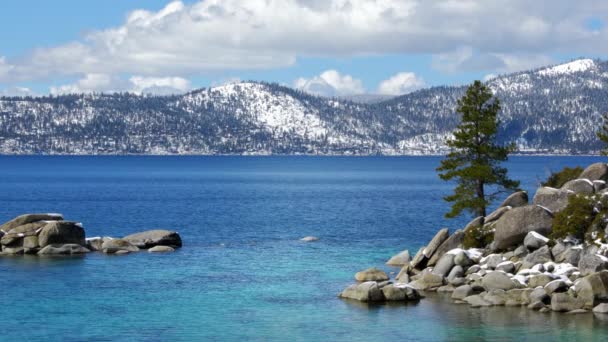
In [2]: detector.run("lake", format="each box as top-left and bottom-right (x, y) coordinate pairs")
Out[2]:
(1, 156), (608, 341)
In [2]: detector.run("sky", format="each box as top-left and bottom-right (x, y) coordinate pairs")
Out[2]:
(0, 0), (606, 97)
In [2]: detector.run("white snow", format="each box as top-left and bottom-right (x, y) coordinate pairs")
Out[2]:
(538, 59), (596, 76)
(529, 231), (549, 242)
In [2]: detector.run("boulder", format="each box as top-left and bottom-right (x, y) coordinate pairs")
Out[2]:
(579, 163), (608, 181)
(561, 179), (594, 194)
(123, 229), (182, 248)
(522, 245), (553, 270)
(483, 289), (507, 305)
(482, 271), (518, 291)
(593, 303), (608, 314)
(530, 288), (550, 304)
(38, 221), (85, 248)
(528, 274), (556, 288)
(355, 268), (389, 282)
(395, 263), (411, 283)
(523, 231), (549, 251)
(493, 205), (553, 250)
(578, 254), (608, 276)
(575, 270), (608, 308)
(594, 180), (606, 193)
(38, 244), (90, 255)
(464, 216), (484, 231)
(551, 293), (586, 312)
(148, 245), (175, 253)
(544, 280), (569, 295)
(532, 187), (572, 213)
(555, 246), (583, 265)
(427, 230), (465, 266)
(513, 245), (528, 259)
(86, 237), (114, 252)
(339, 281), (385, 302)
(505, 288), (533, 306)
(0, 222), (46, 246)
(485, 207), (511, 224)
(410, 246), (428, 270)
(484, 254), (504, 270)
(0, 213), (63, 234)
(465, 265), (481, 275)
(409, 272), (444, 291)
(447, 265), (464, 282)
(381, 284), (420, 301)
(495, 261), (515, 274)
(386, 249), (410, 266)
(528, 301), (546, 310)
(423, 228), (449, 259)
(432, 254), (455, 277)
(451, 285), (474, 300)
(101, 239), (139, 254)
(463, 294), (492, 307)
(453, 250), (473, 267)
(500, 191), (529, 208)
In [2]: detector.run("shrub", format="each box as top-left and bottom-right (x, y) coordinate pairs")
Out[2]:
(541, 166), (584, 188)
(463, 222), (495, 249)
(551, 194), (608, 243)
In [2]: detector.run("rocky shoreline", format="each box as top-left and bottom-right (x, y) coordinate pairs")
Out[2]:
(0, 213), (182, 255)
(340, 162), (608, 316)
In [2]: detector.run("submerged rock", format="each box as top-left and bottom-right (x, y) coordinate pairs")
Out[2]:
(148, 245), (175, 253)
(38, 244), (90, 255)
(101, 239), (139, 254)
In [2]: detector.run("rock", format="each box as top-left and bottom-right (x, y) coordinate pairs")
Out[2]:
(447, 265), (464, 282)
(453, 250), (473, 267)
(355, 268), (389, 282)
(86, 237), (114, 252)
(464, 216), (484, 231)
(410, 246), (428, 270)
(148, 245), (175, 253)
(437, 285), (455, 292)
(1, 246), (24, 254)
(300, 236), (319, 242)
(593, 303), (608, 314)
(386, 249), (410, 266)
(495, 261), (515, 274)
(101, 239), (140, 254)
(578, 254), (608, 276)
(483, 289), (507, 305)
(522, 245), (553, 270)
(38, 221), (85, 248)
(482, 271), (517, 291)
(575, 270), (608, 308)
(123, 229), (182, 248)
(381, 284), (419, 301)
(532, 187), (572, 213)
(395, 264), (411, 283)
(449, 277), (467, 287)
(37, 244), (90, 255)
(23, 235), (39, 249)
(427, 230), (465, 266)
(466, 265), (481, 275)
(409, 272), (444, 291)
(451, 285), (474, 300)
(463, 294), (492, 307)
(555, 246), (583, 265)
(552, 241), (568, 258)
(594, 180), (606, 193)
(579, 163), (608, 181)
(0, 222), (46, 246)
(528, 301), (546, 310)
(513, 245), (528, 259)
(561, 179), (594, 194)
(551, 293), (586, 312)
(423, 228), (449, 259)
(485, 207), (511, 224)
(528, 274), (555, 288)
(544, 280), (569, 295)
(505, 289), (533, 306)
(484, 254), (504, 270)
(115, 250), (131, 255)
(339, 281), (385, 302)
(530, 288), (549, 304)
(493, 205), (553, 250)
(567, 309), (589, 314)
(500, 191), (529, 208)
(0, 213), (63, 234)
(524, 231), (549, 251)
(432, 254), (455, 277)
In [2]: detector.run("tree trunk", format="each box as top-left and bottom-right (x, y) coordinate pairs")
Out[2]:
(477, 180), (486, 217)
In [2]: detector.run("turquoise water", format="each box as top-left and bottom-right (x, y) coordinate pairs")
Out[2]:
(1, 156), (608, 341)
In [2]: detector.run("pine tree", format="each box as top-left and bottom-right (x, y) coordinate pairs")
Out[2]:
(597, 112), (608, 155)
(437, 80), (520, 218)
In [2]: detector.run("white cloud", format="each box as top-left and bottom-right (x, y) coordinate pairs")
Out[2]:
(377, 72), (425, 95)
(294, 70), (365, 96)
(0, 86), (35, 97)
(432, 47), (555, 74)
(50, 74), (190, 95)
(0, 0), (606, 85)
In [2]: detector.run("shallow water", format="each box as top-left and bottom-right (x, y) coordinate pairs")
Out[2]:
(1, 156), (608, 341)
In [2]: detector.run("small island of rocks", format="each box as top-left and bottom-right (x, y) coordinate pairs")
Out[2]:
(0, 213), (182, 256)
(340, 162), (608, 316)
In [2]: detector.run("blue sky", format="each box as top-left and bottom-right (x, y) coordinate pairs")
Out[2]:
(0, 0), (606, 96)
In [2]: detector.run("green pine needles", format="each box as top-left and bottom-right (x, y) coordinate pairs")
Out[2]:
(597, 112), (608, 155)
(437, 81), (520, 218)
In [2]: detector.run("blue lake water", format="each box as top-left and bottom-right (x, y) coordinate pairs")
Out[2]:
(1, 156), (608, 341)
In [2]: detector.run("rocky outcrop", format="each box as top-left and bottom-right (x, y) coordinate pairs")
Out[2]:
(101, 239), (140, 254)
(38, 221), (85, 248)
(427, 230), (464, 266)
(579, 163), (608, 181)
(0, 213), (63, 234)
(532, 187), (572, 213)
(493, 205), (553, 250)
(386, 249), (410, 266)
(123, 229), (182, 249)
(339, 281), (385, 302)
(500, 191), (528, 208)
(561, 179), (594, 194)
(575, 271), (608, 309)
(38, 244), (90, 255)
(423, 228), (449, 259)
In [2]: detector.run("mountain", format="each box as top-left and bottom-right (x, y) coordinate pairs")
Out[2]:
(1, 59), (607, 155)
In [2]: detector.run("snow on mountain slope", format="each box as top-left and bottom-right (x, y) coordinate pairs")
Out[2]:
(538, 59), (596, 76)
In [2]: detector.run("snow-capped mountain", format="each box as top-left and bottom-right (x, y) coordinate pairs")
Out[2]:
(0, 59), (607, 155)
